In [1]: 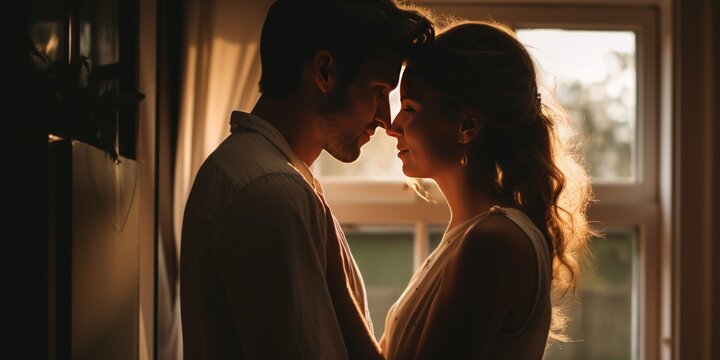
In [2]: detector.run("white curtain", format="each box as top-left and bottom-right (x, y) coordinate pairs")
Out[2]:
(174, 0), (274, 241)
(162, 0), (274, 358)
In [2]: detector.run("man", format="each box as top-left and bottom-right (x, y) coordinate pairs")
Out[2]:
(180, 1), (433, 358)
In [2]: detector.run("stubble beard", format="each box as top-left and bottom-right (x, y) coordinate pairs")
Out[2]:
(321, 85), (363, 163)
(325, 123), (362, 163)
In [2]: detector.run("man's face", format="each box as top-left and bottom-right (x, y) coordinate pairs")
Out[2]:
(322, 54), (403, 163)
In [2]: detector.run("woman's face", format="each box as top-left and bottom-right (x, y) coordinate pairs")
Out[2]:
(387, 65), (464, 178)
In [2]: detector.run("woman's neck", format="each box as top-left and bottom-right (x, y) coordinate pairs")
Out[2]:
(434, 168), (509, 231)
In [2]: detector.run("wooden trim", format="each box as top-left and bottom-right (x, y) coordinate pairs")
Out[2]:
(672, 0), (717, 359)
(415, 0), (664, 6)
(590, 204), (660, 360)
(712, 2), (720, 357)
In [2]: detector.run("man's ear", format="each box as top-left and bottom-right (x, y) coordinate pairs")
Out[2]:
(458, 110), (483, 143)
(314, 50), (336, 93)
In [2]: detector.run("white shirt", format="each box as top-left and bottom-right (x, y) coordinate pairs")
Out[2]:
(180, 111), (371, 359)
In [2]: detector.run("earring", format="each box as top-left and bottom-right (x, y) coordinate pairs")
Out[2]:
(458, 137), (468, 167)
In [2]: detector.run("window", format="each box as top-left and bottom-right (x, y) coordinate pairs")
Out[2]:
(517, 29), (637, 182)
(317, 5), (659, 360)
(549, 229), (639, 360)
(344, 226), (415, 338)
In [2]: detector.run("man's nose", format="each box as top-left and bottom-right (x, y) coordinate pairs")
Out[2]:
(386, 113), (403, 138)
(374, 94), (392, 129)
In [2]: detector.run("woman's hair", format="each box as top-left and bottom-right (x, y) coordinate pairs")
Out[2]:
(409, 20), (596, 340)
(259, 0), (434, 97)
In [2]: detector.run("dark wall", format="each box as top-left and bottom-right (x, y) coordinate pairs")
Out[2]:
(1, 1), (49, 358)
(675, 0), (720, 359)
(712, 0), (720, 357)
(0, 0), (141, 357)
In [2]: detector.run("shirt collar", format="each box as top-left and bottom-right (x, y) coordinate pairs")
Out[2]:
(230, 111), (323, 193)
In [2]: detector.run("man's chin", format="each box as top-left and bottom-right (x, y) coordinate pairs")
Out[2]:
(326, 146), (361, 163)
(324, 135), (366, 163)
(336, 151), (361, 163)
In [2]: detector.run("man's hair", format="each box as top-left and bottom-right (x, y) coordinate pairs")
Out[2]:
(259, 0), (434, 97)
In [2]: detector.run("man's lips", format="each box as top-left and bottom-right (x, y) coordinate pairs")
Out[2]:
(365, 121), (385, 137)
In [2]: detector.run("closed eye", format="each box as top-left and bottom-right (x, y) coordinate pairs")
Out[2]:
(400, 97), (419, 113)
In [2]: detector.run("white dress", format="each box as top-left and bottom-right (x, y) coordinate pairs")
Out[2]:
(382, 206), (553, 359)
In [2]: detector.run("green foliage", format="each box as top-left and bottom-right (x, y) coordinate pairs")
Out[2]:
(559, 51), (635, 180)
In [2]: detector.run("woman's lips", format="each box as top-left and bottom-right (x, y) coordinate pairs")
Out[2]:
(397, 149), (409, 157)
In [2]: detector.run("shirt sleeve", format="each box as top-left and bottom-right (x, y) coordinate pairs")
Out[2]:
(212, 173), (348, 359)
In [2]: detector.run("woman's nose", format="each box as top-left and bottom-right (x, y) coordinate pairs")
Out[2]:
(386, 118), (403, 138)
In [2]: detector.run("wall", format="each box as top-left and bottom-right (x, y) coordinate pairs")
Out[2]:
(673, 0), (720, 359)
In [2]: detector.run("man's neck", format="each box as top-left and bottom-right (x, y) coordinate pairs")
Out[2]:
(251, 94), (324, 166)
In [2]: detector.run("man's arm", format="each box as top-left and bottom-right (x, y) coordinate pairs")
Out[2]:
(214, 173), (346, 359)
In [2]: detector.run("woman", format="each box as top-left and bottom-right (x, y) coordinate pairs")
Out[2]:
(379, 21), (593, 359)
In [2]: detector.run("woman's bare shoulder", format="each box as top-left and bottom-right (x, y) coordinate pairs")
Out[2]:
(447, 213), (537, 291)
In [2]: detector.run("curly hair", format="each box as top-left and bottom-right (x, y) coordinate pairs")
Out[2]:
(409, 20), (596, 341)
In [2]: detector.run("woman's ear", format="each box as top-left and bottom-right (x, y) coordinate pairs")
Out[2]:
(314, 50), (336, 93)
(458, 110), (483, 143)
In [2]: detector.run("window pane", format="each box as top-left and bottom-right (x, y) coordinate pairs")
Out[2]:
(547, 228), (637, 360)
(316, 130), (404, 178)
(345, 226), (414, 339)
(315, 73), (405, 179)
(429, 226), (444, 252)
(516, 30), (637, 183)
